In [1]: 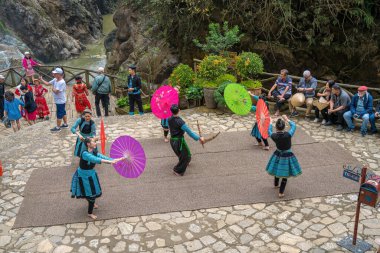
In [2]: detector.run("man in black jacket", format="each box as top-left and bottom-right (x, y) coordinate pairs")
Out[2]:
(126, 65), (144, 115)
(0, 75), (6, 121)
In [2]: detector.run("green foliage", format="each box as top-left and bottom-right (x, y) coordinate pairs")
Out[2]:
(216, 74), (237, 86)
(0, 20), (9, 34)
(185, 86), (203, 100)
(169, 64), (195, 95)
(198, 55), (228, 81)
(143, 103), (151, 112)
(116, 96), (129, 108)
(241, 80), (262, 89)
(193, 21), (243, 54)
(197, 80), (218, 89)
(236, 52), (264, 79)
(214, 82), (231, 107)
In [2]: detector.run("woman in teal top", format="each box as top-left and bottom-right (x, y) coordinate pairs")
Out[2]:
(71, 109), (97, 157)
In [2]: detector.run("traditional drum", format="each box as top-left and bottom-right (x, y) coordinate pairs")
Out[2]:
(290, 93), (305, 107)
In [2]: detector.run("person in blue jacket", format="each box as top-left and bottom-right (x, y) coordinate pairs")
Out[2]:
(168, 104), (205, 176)
(71, 109), (97, 157)
(71, 137), (126, 220)
(343, 86), (376, 136)
(126, 65), (144, 115)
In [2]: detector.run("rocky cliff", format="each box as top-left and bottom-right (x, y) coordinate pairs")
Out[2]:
(105, 5), (179, 84)
(0, 0), (117, 64)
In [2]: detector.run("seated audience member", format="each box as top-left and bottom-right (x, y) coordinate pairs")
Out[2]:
(313, 80), (334, 125)
(268, 69), (292, 116)
(325, 84), (351, 131)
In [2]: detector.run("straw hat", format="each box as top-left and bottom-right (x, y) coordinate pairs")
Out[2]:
(291, 93), (305, 107)
(312, 97), (330, 110)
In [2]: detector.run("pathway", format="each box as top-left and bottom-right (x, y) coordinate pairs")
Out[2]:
(0, 108), (379, 252)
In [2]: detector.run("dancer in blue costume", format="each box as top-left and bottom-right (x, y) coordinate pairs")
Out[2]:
(71, 138), (125, 220)
(161, 118), (169, 142)
(266, 115), (302, 198)
(249, 93), (270, 150)
(71, 109), (97, 157)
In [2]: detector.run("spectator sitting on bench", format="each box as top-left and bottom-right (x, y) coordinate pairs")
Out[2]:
(325, 84), (351, 131)
(267, 69), (292, 116)
(313, 80), (334, 125)
(289, 70), (317, 118)
(343, 86), (377, 136)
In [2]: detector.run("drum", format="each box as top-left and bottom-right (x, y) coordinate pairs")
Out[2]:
(312, 97), (330, 111)
(290, 93), (305, 107)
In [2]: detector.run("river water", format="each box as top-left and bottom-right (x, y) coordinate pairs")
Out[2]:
(52, 14), (115, 71)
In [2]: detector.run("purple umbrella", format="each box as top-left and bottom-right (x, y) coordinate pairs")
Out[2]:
(110, 135), (146, 178)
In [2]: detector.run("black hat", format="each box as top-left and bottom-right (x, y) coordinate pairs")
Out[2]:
(129, 64), (137, 70)
(75, 76), (82, 80)
(170, 104), (179, 114)
(20, 85), (28, 91)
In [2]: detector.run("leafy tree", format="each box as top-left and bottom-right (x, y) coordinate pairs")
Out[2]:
(193, 21), (243, 54)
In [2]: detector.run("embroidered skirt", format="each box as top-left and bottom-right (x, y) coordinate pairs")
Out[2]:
(266, 149), (302, 178)
(71, 168), (102, 199)
(251, 123), (262, 139)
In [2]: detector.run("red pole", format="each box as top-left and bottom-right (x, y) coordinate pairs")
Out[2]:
(353, 166), (367, 245)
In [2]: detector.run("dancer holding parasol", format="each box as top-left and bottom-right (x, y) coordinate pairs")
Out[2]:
(249, 93), (270, 150)
(71, 137), (126, 220)
(168, 104), (205, 176)
(71, 109), (97, 158)
(266, 115), (302, 198)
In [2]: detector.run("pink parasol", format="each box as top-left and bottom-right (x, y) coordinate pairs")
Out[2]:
(151, 85), (179, 119)
(110, 135), (146, 178)
(256, 99), (271, 139)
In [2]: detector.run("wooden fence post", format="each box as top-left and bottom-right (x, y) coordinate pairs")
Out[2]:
(85, 70), (90, 88)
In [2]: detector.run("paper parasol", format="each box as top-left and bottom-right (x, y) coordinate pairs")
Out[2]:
(110, 135), (146, 178)
(256, 99), (271, 139)
(100, 117), (106, 154)
(224, 83), (252, 115)
(151, 86), (179, 119)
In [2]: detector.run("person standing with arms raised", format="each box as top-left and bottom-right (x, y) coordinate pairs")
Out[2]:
(41, 67), (68, 132)
(126, 65), (144, 115)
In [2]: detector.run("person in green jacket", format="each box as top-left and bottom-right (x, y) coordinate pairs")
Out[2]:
(91, 67), (111, 117)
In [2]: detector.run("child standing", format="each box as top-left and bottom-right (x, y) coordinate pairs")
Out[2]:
(266, 115), (302, 198)
(20, 85), (37, 125)
(4, 91), (24, 132)
(33, 76), (50, 120)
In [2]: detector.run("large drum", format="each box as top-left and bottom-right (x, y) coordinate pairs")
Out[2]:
(312, 97), (330, 111)
(290, 93), (305, 107)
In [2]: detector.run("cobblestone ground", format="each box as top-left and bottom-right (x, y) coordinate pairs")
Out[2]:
(0, 108), (380, 253)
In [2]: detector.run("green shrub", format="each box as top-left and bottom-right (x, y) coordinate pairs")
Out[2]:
(185, 86), (203, 100)
(169, 64), (195, 95)
(241, 80), (262, 89)
(198, 55), (228, 81)
(116, 96), (129, 108)
(216, 74), (237, 86)
(143, 103), (151, 112)
(236, 52), (264, 79)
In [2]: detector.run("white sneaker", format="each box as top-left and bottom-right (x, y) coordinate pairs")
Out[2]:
(321, 119), (326, 125)
(313, 118), (319, 123)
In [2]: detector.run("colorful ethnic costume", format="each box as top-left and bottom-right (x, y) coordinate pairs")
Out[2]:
(71, 118), (96, 157)
(168, 116), (200, 175)
(71, 149), (113, 214)
(127, 74), (143, 115)
(73, 83), (92, 114)
(266, 120), (302, 194)
(250, 95), (269, 147)
(34, 84), (50, 118)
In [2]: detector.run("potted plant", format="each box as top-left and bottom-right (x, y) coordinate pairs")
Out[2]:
(236, 52), (264, 80)
(197, 55), (228, 109)
(214, 82), (234, 113)
(241, 80), (262, 105)
(185, 86), (204, 108)
(169, 64), (195, 109)
(115, 96), (129, 114)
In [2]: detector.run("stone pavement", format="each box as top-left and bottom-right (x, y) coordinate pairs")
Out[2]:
(0, 84), (116, 138)
(0, 108), (380, 253)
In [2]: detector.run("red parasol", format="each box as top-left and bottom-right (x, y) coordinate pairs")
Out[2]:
(100, 117), (106, 154)
(151, 85), (179, 119)
(256, 99), (270, 139)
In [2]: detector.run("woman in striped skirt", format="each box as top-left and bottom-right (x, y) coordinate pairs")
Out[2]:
(71, 138), (125, 219)
(266, 115), (302, 198)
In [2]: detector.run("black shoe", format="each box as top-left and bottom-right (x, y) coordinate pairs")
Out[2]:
(61, 124), (69, 129)
(361, 131), (367, 137)
(290, 111), (299, 118)
(324, 121), (333, 126)
(336, 125), (344, 131)
(368, 131), (377, 135)
(50, 126), (61, 132)
(345, 127), (354, 132)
